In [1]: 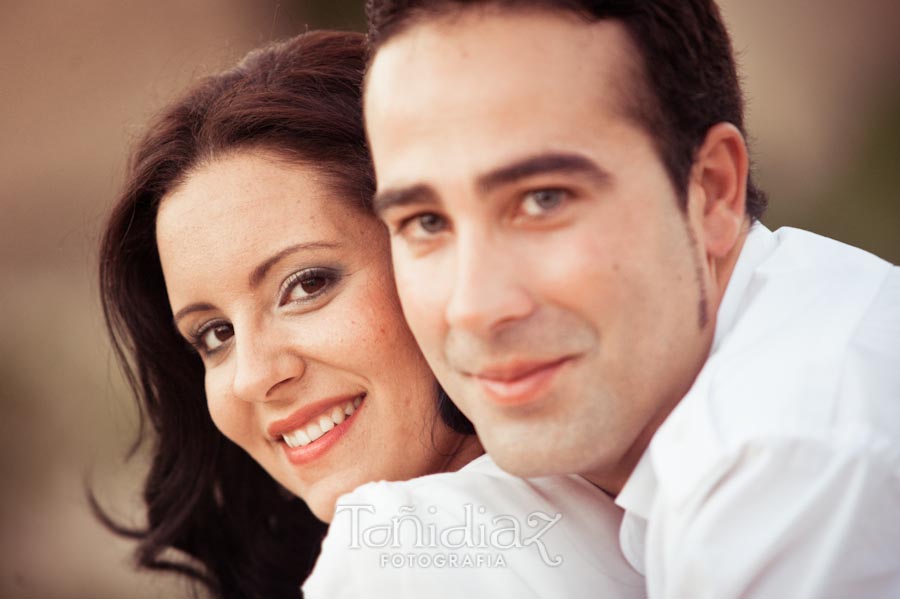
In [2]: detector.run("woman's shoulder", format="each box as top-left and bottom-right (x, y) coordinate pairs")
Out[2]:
(303, 455), (645, 598)
(338, 453), (612, 521)
(330, 454), (631, 572)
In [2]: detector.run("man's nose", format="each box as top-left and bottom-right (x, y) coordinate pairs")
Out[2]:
(230, 322), (306, 403)
(444, 231), (536, 335)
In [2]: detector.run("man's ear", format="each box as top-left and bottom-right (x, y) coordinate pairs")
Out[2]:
(688, 122), (749, 259)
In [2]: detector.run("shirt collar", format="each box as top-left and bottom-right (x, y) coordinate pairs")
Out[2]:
(615, 450), (656, 520)
(711, 222), (777, 354)
(614, 451), (655, 576)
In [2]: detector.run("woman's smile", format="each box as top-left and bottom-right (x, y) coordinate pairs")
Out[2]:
(272, 393), (366, 465)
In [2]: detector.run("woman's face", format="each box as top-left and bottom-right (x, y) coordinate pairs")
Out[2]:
(156, 149), (464, 521)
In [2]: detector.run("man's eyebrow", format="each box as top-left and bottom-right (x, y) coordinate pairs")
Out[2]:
(372, 183), (439, 216)
(371, 153), (605, 215)
(477, 152), (609, 195)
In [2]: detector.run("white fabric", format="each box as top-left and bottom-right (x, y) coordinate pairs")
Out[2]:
(304, 454), (645, 598)
(616, 224), (900, 598)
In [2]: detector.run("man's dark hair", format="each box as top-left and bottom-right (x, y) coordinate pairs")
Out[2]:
(366, 0), (767, 221)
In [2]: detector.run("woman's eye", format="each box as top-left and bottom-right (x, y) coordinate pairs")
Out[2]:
(281, 268), (338, 305)
(198, 323), (233, 353)
(521, 189), (567, 216)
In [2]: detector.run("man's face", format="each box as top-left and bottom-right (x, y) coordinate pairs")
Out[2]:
(365, 10), (714, 487)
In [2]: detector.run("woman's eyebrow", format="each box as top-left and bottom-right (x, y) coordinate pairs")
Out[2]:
(174, 302), (216, 326)
(248, 241), (342, 289)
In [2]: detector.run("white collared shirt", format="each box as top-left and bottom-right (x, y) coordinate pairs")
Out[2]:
(617, 224), (900, 598)
(304, 454), (645, 598)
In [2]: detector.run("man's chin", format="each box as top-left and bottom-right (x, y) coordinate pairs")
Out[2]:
(490, 454), (556, 478)
(479, 433), (577, 479)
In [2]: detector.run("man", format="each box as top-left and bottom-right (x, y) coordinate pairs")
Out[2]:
(364, 1), (900, 596)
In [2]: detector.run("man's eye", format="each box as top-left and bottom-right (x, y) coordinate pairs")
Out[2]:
(521, 189), (567, 216)
(280, 268), (339, 306)
(195, 323), (233, 354)
(396, 212), (448, 239)
(415, 213), (447, 234)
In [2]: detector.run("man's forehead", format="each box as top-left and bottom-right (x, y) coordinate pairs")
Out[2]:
(364, 8), (642, 133)
(364, 9), (644, 192)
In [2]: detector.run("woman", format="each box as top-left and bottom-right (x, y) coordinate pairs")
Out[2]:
(99, 30), (643, 599)
(99, 30), (479, 597)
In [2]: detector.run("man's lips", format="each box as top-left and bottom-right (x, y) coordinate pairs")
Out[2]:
(470, 356), (574, 406)
(474, 357), (571, 382)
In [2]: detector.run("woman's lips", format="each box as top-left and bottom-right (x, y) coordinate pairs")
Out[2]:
(267, 393), (362, 439)
(268, 393), (366, 465)
(473, 357), (573, 406)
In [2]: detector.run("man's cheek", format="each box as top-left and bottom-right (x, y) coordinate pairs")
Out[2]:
(396, 262), (444, 315)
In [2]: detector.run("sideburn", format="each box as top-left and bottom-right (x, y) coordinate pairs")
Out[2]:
(684, 220), (710, 330)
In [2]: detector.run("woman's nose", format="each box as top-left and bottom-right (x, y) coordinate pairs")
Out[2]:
(230, 324), (306, 402)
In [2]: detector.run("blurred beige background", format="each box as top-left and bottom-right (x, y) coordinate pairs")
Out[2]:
(1, 1), (898, 597)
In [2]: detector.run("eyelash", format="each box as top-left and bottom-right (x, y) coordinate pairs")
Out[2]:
(187, 319), (232, 356)
(278, 267), (341, 306)
(519, 188), (571, 217)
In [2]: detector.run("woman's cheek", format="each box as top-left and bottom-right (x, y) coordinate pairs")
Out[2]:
(204, 372), (242, 443)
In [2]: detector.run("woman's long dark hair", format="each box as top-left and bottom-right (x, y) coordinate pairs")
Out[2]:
(96, 30), (472, 599)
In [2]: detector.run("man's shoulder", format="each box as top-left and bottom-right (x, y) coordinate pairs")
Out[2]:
(652, 228), (899, 486)
(768, 225), (891, 268)
(638, 240), (900, 599)
(744, 226), (892, 333)
(709, 226), (895, 434)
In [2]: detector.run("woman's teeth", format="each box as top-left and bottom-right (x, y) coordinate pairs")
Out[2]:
(282, 396), (363, 448)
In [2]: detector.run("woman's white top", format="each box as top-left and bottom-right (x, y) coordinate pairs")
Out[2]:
(303, 454), (645, 598)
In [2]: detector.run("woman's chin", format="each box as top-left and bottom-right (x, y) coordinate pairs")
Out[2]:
(307, 497), (336, 523)
(298, 483), (353, 524)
